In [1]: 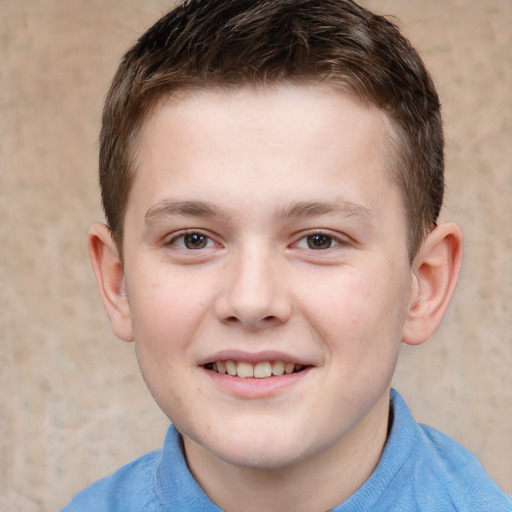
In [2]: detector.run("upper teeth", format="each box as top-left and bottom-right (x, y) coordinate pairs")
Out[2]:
(210, 360), (304, 378)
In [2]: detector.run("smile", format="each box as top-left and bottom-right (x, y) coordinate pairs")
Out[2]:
(204, 360), (307, 379)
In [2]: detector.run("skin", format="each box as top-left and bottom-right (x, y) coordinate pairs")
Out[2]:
(89, 84), (463, 512)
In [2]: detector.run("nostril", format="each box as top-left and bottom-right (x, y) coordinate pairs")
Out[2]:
(223, 314), (280, 326)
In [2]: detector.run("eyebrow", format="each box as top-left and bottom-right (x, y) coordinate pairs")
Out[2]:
(145, 198), (374, 223)
(274, 199), (374, 221)
(145, 199), (231, 223)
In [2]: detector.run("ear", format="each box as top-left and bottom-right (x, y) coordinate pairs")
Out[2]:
(88, 222), (134, 342)
(402, 222), (463, 346)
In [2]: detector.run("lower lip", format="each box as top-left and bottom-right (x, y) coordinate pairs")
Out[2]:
(203, 367), (312, 398)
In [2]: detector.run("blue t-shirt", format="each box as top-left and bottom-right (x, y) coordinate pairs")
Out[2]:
(62, 390), (512, 511)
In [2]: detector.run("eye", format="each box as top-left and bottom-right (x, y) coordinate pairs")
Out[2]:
(295, 233), (340, 250)
(170, 232), (216, 250)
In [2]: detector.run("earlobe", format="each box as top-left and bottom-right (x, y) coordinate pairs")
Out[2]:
(402, 223), (463, 346)
(88, 222), (134, 342)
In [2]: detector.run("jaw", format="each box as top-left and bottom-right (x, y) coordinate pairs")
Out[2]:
(180, 386), (393, 512)
(180, 360), (392, 468)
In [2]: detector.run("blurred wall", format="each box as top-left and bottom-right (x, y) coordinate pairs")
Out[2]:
(0, 1), (510, 510)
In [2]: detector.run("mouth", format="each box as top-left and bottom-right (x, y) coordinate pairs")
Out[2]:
(203, 360), (309, 379)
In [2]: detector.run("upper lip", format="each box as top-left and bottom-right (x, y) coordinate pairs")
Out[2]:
(198, 350), (315, 367)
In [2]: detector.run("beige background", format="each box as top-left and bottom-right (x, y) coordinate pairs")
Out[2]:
(0, 1), (510, 510)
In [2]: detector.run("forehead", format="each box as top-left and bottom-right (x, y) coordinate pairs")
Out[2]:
(136, 84), (392, 170)
(130, 84), (403, 226)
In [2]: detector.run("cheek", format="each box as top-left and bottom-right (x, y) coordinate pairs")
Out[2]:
(128, 271), (213, 419)
(298, 269), (371, 327)
(127, 268), (214, 355)
(299, 268), (406, 353)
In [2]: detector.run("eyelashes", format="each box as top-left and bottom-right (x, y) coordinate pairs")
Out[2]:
(293, 233), (340, 250)
(167, 230), (347, 252)
(169, 232), (217, 250)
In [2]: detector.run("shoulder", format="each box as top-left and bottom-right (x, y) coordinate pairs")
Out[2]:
(338, 391), (511, 512)
(413, 422), (512, 511)
(61, 449), (163, 512)
(386, 391), (512, 511)
(61, 425), (222, 512)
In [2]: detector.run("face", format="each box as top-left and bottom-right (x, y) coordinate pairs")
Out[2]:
(120, 85), (414, 471)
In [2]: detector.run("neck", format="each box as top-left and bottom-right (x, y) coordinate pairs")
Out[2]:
(183, 393), (391, 512)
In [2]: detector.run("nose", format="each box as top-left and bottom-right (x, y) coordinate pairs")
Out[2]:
(213, 247), (292, 329)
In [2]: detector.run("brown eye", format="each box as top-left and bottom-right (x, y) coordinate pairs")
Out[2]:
(183, 233), (209, 249)
(306, 234), (334, 249)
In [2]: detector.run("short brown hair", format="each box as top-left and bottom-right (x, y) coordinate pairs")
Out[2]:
(100, 0), (444, 259)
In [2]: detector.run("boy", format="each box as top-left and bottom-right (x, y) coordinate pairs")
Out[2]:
(63, 0), (512, 510)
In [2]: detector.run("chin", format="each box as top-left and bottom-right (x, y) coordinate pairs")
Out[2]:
(178, 406), (329, 472)
(206, 426), (310, 470)
(218, 444), (302, 470)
